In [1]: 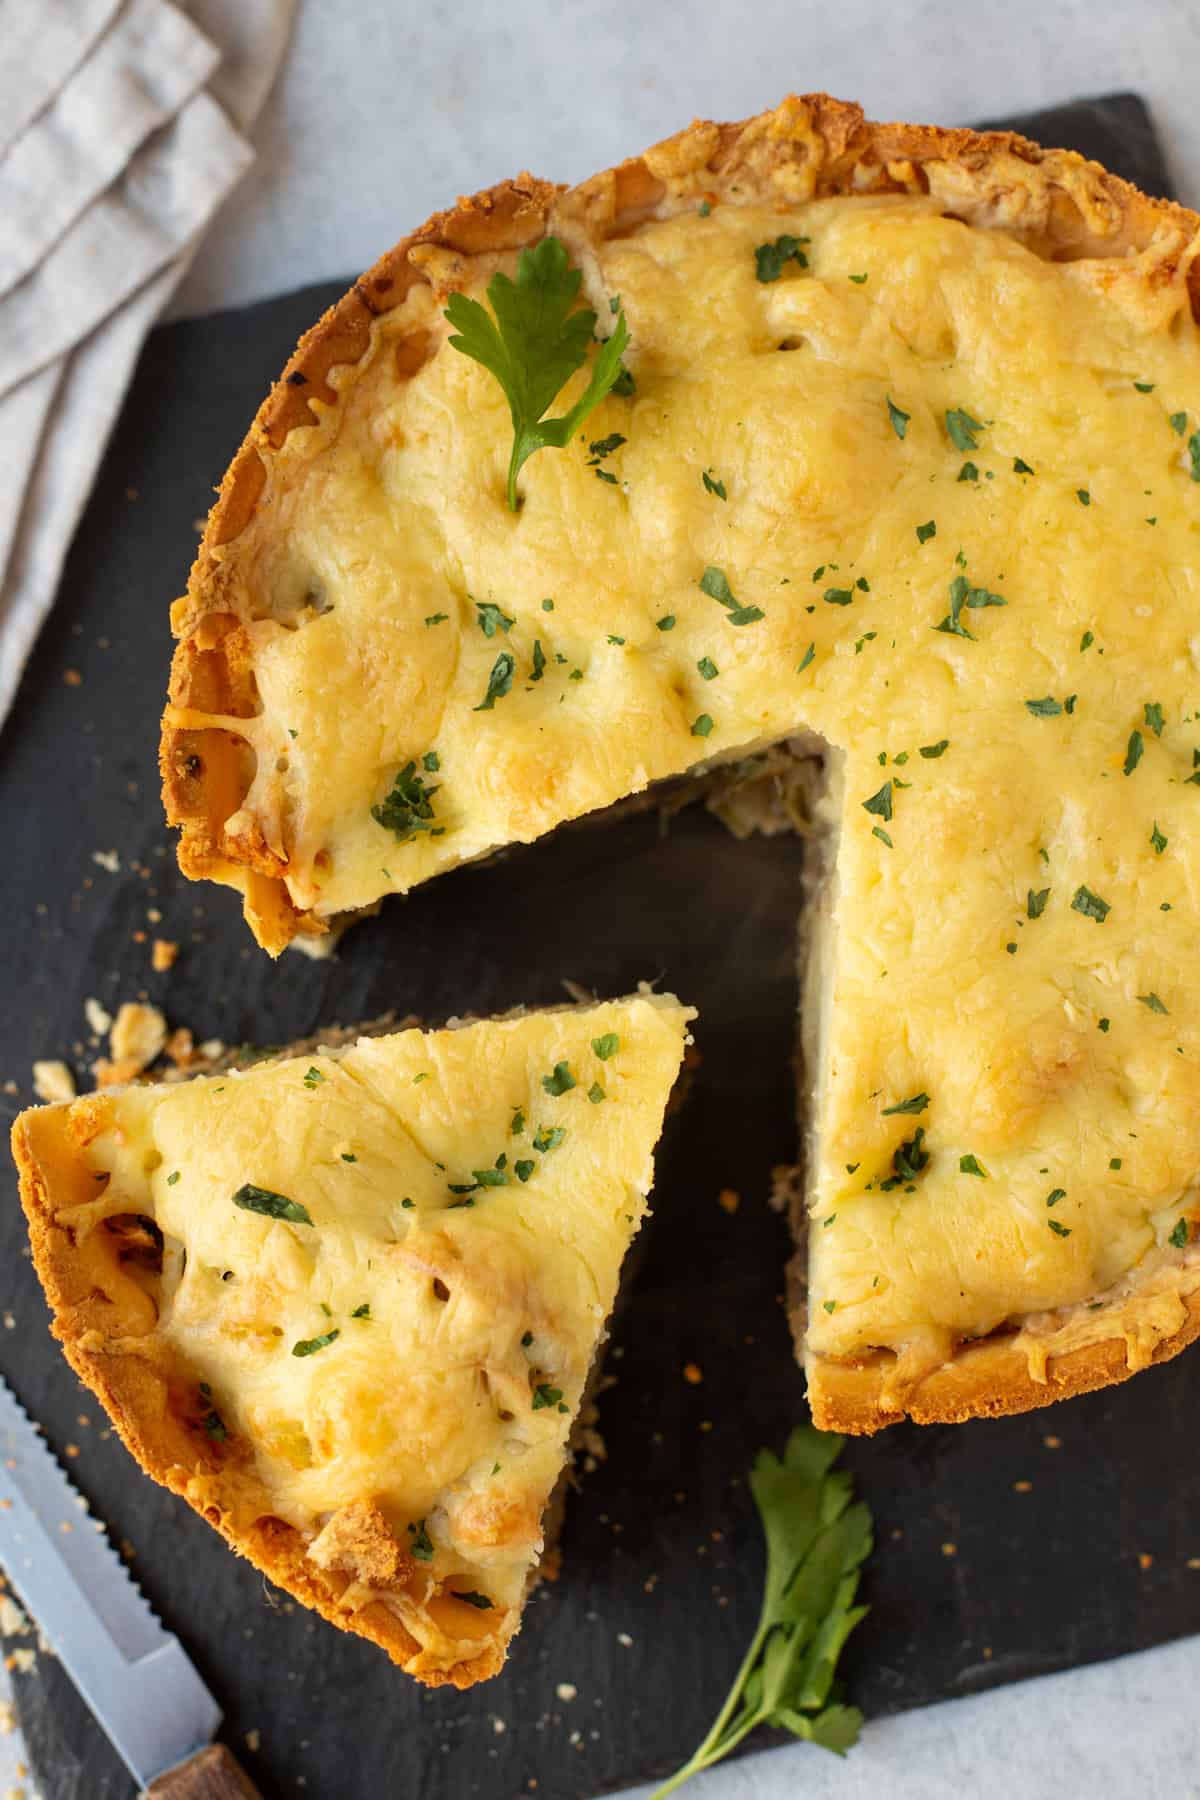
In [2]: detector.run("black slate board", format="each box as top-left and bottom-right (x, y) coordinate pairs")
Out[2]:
(0, 93), (1194, 1800)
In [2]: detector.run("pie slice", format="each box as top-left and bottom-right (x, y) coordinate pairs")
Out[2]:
(160, 94), (1200, 1430)
(12, 994), (693, 1686)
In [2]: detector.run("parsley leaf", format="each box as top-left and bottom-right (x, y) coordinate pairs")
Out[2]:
(532, 1125), (565, 1153)
(692, 713), (715, 737)
(700, 565), (764, 626)
(797, 643), (816, 673)
(542, 1061), (576, 1097)
(959, 1154), (989, 1178)
(408, 1521), (434, 1562)
(882, 1092), (928, 1116)
(1123, 730), (1144, 775)
(1048, 1218), (1072, 1239)
(1025, 697), (1063, 717)
(1190, 431), (1200, 482)
(474, 651), (515, 711)
(292, 1328), (339, 1357)
(886, 397), (909, 440)
(444, 237), (630, 510)
(697, 656), (719, 681)
(592, 1033), (620, 1060)
(532, 1384), (565, 1410)
(372, 760), (441, 842)
(1071, 885), (1110, 923)
(919, 739), (949, 759)
(649, 1426), (870, 1797)
(1169, 1218), (1189, 1249)
(476, 601), (514, 638)
(754, 235), (809, 282)
(1151, 821), (1168, 854)
(702, 469), (728, 500)
(861, 782), (893, 824)
(915, 520), (936, 545)
(1013, 456), (1035, 475)
(1138, 992), (1169, 1014)
(451, 1589), (494, 1610)
(945, 408), (984, 452)
(1144, 702), (1165, 737)
(233, 1184), (312, 1226)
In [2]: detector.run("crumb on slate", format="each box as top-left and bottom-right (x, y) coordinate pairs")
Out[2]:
(32, 1061), (75, 1104)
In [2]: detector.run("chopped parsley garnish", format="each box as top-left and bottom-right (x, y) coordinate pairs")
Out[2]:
(233, 1184), (312, 1226)
(1138, 992), (1169, 1014)
(1144, 702), (1165, 737)
(351, 1303), (371, 1319)
(372, 759), (442, 842)
(1123, 730), (1144, 775)
(1013, 457), (1035, 475)
(1170, 411), (1188, 435)
(1189, 431), (1200, 482)
(1098, 1018), (1111, 1033)
(862, 782), (893, 823)
(202, 1407), (228, 1442)
(886, 396), (910, 440)
(849, 272), (868, 284)
(451, 1590), (495, 1610)
(542, 597), (555, 611)
(657, 615), (676, 631)
(1134, 381), (1156, 393)
(935, 572), (1006, 638)
(754, 234), (809, 282)
(510, 1107), (526, 1134)
(797, 643), (816, 673)
(919, 739), (949, 759)
(1027, 887), (1051, 918)
(422, 750), (440, 773)
(529, 639), (546, 683)
(292, 1329), (339, 1357)
(476, 601), (514, 638)
(588, 1082), (605, 1103)
(958, 462), (979, 482)
(474, 652), (515, 711)
(424, 612), (448, 626)
(1071, 886), (1110, 923)
(702, 469), (728, 500)
(532, 1384), (565, 1410)
(1080, 630), (1094, 652)
(1077, 489), (1091, 506)
(444, 236), (630, 510)
(408, 1521), (434, 1562)
(1169, 1218), (1189, 1249)
(532, 1125), (566, 1153)
(882, 1092), (929, 1116)
(824, 587), (854, 606)
(915, 520), (936, 545)
(1151, 822), (1168, 854)
(1025, 697), (1063, 717)
(1047, 1219), (1072, 1238)
(697, 656), (719, 681)
(1110, 1159), (1122, 1170)
(588, 432), (626, 463)
(1045, 1188), (1067, 1207)
(592, 1033), (620, 1060)
(880, 1128), (929, 1190)
(303, 1065), (324, 1089)
(699, 565), (763, 626)
(945, 408), (984, 452)
(959, 1155), (989, 1178)
(472, 1166), (510, 1187)
(542, 1061), (576, 1096)
(166, 1170), (180, 1185)
(872, 827), (893, 848)
(692, 713), (715, 737)
(514, 1159), (535, 1181)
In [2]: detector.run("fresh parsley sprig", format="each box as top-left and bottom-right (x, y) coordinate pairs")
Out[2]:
(444, 238), (630, 511)
(650, 1425), (871, 1797)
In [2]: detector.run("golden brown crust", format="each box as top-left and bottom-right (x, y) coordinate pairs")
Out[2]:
(806, 1285), (1200, 1434)
(160, 92), (1200, 955)
(11, 1097), (501, 1688)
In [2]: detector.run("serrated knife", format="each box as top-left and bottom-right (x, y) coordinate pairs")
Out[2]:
(0, 1376), (261, 1798)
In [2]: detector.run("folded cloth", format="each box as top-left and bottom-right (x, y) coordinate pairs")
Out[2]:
(0, 0), (296, 731)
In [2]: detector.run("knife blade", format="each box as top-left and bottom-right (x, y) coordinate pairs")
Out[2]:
(0, 1373), (256, 1795)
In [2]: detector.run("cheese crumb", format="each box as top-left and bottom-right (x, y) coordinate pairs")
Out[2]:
(91, 849), (120, 873)
(682, 1362), (703, 1385)
(555, 1683), (577, 1702)
(32, 1061), (75, 1104)
(245, 1729), (261, 1753)
(0, 1598), (28, 1637)
(151, 939), (179, 973)
(84, 998), (112, 1037)
(95, 1003), (167, 1085)
(717, 1187), (740, 1214)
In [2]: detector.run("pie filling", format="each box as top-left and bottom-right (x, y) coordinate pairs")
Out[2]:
(170, 185), (1200, 1406)
(16, 996), (692, 1678)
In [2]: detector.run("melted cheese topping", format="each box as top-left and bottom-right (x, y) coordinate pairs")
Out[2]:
(203, 194), (1200, 1362)
(78, 997), (690, 1647)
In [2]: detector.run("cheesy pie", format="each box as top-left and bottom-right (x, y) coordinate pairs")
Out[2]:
(159, 93), (1200, 1434)
(12, 996), (693, 1686)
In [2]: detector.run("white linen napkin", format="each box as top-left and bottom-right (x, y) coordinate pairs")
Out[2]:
(0, 0), (296, 729)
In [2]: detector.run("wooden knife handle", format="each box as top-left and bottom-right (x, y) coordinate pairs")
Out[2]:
(145, 1743), (264, 1799)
